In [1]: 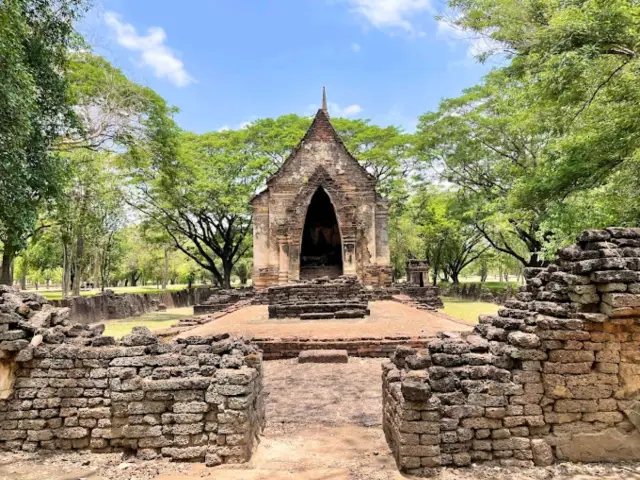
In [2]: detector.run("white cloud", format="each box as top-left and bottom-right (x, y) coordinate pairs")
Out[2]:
(345, 0), (431, 33)
(334, 103), (363, 117)
(350, 42), (361, 52)
(437, 14), (504, 59)
(104, 12), (194, 87)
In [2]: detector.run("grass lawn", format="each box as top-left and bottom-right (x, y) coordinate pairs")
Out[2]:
(35, 284), (196, 301)
(100, 307), (195, 338)
(439, 296), (500, 324)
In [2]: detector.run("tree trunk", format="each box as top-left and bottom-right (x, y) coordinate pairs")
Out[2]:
(62, 242), (71, 298)
(94, 252), (100, 290)
(222, 260), (233, 289)
(72, 228), (84, 297)
(162, 248), (168, 290)
(19, 253), (28, 290)
(0, 235), (15, 286)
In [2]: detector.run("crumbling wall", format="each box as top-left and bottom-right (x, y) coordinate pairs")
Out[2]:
(383, 227), (640, 476)
(52, 287), (218, 324)
(0, 287), (265, 465)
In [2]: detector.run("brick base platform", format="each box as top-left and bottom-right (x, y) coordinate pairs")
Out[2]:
(253, 336), (434, 360)
(298, 349), (349, 363)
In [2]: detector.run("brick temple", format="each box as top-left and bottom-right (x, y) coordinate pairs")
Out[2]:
(251, 89), (392, 288)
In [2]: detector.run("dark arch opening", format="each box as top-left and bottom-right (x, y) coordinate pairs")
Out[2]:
(300, 187), (343, 280)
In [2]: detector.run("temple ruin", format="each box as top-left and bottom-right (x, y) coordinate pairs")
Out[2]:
(251, 89), (392, 288)
(2, 227), (640, 475)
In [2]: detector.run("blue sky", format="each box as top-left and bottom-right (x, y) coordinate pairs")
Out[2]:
(81, 0), (498, 134)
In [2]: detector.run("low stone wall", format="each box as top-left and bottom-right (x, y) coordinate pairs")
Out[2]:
(0, 287), (265, 465)
(252, 336), (434, 360)
(52, 287), (217, 325)
(383, 227), (640, 476)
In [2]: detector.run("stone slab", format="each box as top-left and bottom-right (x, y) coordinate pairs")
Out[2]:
(298, 349), (349, 364)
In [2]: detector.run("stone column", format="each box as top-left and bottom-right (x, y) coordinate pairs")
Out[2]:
(288, 243), (300, 282)
(375, 202), (391, 266)
(252, 203), (270, 289)
(278, 236), (290, 284)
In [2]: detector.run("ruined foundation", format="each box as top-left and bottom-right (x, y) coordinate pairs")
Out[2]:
(0, 287), (265, 466)
(193, 288), (257, 315)
(267, 275), (370, 319)
(383, 227), (640, 476)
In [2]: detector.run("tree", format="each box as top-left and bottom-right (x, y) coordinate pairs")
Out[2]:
(0, 0), (88, 285)
(331, 118), (414, 200)
(233, 259), (252, 286)
(126, 129), (257, 289)
(405, 187), (489, 284)
(53, 53), (176, 296)
(245, 114), (414, 201)
(415, 71), (550, 267)
(441, 0), (640, 248)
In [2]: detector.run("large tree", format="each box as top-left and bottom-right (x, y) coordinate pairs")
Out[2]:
(0, 0), (88, 284)
(415, 71), (549, 267)
(442, 0), (640, 247)
(126, 129), (258, 289)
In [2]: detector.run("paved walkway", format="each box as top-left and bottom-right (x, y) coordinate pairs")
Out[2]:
(177, 300), (472, 340)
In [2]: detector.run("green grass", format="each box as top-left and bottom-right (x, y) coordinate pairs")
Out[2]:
(439, 296), (500, 324)
(34, 284), (198, 301)
(100, 307), (194, 338)
(438, 280), (521, 294)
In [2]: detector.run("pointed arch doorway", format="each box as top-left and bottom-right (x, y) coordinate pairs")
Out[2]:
(299, 187), (343, 280)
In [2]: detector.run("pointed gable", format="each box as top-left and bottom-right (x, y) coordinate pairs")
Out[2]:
(261, 108), (375, 189)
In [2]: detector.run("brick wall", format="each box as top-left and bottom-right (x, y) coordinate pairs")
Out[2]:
(383, 227), (640, 476)
(0, 288), (265, 465)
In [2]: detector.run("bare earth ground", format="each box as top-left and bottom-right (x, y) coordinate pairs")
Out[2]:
(177, 301), (472, 340)
(2, 359), (640, 479)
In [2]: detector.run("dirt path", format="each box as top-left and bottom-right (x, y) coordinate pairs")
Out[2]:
(177, 301), (472, 340)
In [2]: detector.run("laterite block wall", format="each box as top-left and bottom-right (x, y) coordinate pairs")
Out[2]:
(0, 287), (265, 465)
(383, 228), (640, 476)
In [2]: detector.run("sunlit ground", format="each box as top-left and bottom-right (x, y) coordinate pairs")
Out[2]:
(96, 297), (501, 339)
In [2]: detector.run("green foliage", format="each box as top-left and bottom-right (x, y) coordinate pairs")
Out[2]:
(390, 187), (489, 284)
(434, 0), (640, 254)
(0, 0), (88, 283)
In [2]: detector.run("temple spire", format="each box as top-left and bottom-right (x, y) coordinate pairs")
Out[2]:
(322, 86), (329, 117)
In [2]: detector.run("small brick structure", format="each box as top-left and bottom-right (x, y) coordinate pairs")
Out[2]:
(0, 287), (265, 466)
(267, 275), (370, 319)
(406, 260), (430, 287)
(298, 350), (349, 364)
(383, 227), (640, 476)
